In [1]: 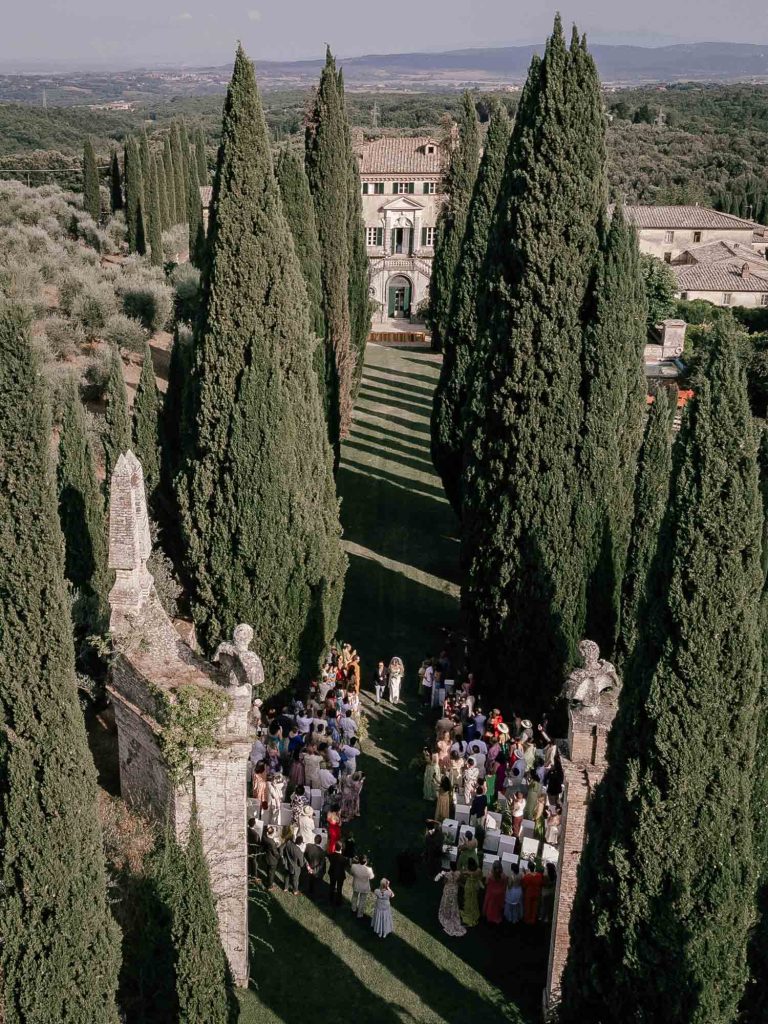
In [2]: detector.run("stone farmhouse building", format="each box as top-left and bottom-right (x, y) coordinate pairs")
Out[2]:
(621, 204), (764, 262)
(352, 130), (449, 323)
(670, 239), (768, 309)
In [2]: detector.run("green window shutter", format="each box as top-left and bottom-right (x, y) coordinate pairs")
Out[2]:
(393, 182), (399, 194)
(388, 286), (396, 316)
(376, 182), (384, 194)
(423, 182), (430, 194)
(404, 283), (411, 314)
(362, 182), (369, 195)
(421, 227), (427, 245)
(408, 182), (415, 194)
(376, 228), (383, 246)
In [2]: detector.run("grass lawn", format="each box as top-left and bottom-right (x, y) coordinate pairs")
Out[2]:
(238, 345), (547, 1024)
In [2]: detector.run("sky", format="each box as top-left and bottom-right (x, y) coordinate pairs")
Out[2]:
(2, 0), (767, 69)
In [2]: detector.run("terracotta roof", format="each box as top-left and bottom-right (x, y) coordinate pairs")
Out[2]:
(673, 261), (768, 293)
(199, 184), (213, 207)
(673, 240), (768, 268)
(360, 136), (445, 175)
(620, 204), (759, 231)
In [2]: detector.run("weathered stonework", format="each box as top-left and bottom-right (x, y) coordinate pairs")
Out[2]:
(543, 641), (621, 1017)
(106, 451), (260, 988)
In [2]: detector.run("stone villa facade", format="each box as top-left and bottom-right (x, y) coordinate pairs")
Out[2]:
(353, 130), (449, 323)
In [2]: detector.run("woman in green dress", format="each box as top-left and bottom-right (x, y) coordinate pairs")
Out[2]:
(423, 752), (441, 802)
(460, 859), (484, 927)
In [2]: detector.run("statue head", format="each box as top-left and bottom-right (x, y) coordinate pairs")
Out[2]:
(564, 639), (621, 715)
(233, 624), (254, 652)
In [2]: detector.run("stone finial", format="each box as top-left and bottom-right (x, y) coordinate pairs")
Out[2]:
(564, 640), (621, 715)
(108, 450), (154, 632)
(213, 624), (264, 692)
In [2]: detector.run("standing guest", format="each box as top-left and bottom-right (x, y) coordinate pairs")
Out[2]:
(533, 792), (547, 841)
(302, 746), (323, 790)
(350, 854), (375, 918)
(298, 804), (316, 847)
(522, 860), (544, 924)
(288, 748), (305, 789)
(482, 861), (507, 925)
(504, 864), (524, 923)
(462, 758), (479, 804)
(460, 859), (484, 927)
(421, 660), (435, 706)
(260, 825), (281, 891)
(326, 742), (342, 776)
(327, 808), (342, 854)
(423, 751), (441, 802)
(290, 784), (309, 825)
(281, 834), (305, 895)
(524, 773), (542, 820)
(539, 863), (557, 923)
(327, 846), (348, 906)
(340, 738), (359, 776)
(371, 878), (395, 938)
(267, 772), (285, 827)
(340, 710), (357, 742)
(388, 657), (405, 704)
(545, 805), (562, 846)
(435, 776), (453, 823)
(456, 829), (478, 870)
(511, 792), (526, 839)
(436, 733), (451, 774)
(469, 743), (486, 778)
(318, 764), (338, 794)
(340, 771), (364, 822)
(436, 864), (467, 937)
(547, 753), (565, 804)
(252, 761), (268, 808)
(470, 783), (488, 826)
(425, 821), (444, 877)
(303, 835), (327, 898)
(372, 661), (388, 704)
(296, 707), (313, 735)
(449, 750), (465, 792)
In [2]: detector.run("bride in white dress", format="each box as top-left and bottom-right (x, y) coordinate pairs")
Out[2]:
(371, 878), (395, 938)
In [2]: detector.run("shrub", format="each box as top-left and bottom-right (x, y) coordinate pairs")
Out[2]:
(83, 346), (114, 400)
(42, 315), (86, 360)
(58, 265), (102, 315)
(170, 262), (200, 323)
(119, 280), (174, 334)
(71, 282), (118, 338)
(162, 224), (188, 263)
(103, 313), (148, 353)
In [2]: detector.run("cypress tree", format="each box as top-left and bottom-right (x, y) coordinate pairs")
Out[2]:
(562, 317), (765, 1024)
(274, 147), (325, 397)
(0, 303), (121, 1023)
(180, 45), (346, 694)
(82, 136), (100, 222)
(139, 130), (151, 205)
(110, 149), (123, 212)
(124, 138), (141, 250)
(158, 150), (171, 232)
(617, 385), (675, 666)
(103, 346), (131, 496)
(148, 153), (164, 267)
(305, 46), (353, 466)
(579, 206), (648, 656)
(133, 342), (161, 502)
(428, 92), (480, 353)
(156, 817), (236, 1024)
(430, 101), (510, 514)
(187, 164), (205, 268)
(171, 122), (187, 226)
(194, 125), (208, 184)
(57, 377), (110, 632)
(164, 136), (178, 225)
(461, 19), (605, 712)
(161, 325), (194, 517)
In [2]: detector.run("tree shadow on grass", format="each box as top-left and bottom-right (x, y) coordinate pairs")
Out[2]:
(366, 364), (440, 388)
(354, 403), (431, 436)
(346, 434), (435, 473)
(341, 458), (448, 503)
(360, 381), (434, 412)
(362, 370), (435, 399)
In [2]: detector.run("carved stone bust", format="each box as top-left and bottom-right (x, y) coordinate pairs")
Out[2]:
(564, 640), (621, 716)
(213, 625), (264, 691)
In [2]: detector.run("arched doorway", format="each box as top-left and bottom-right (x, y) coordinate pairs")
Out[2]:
(387, 275), (412, 318)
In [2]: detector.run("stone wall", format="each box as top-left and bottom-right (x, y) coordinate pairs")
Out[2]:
(106, 451), (261, 988)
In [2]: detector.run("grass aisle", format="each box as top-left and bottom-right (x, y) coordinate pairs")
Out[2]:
(239, 345), (545, 1024)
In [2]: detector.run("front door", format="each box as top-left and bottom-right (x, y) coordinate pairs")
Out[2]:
(394, 227), (405, 254)
(388, 278), (412, 318)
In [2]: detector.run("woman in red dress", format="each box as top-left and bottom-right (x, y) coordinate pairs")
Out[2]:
(326, 809), (342, 854)
(522, 861), (545, 924)
(482, 862), (507, 925)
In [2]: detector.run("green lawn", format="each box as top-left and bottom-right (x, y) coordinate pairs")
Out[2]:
(238, 345), (547, 1024)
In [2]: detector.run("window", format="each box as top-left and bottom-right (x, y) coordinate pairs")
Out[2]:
(761, 294), (768, 306)
(681, 292), (689, 300)
(362, 182), (384, 195)
(664, 230), (675, 243)
(365, 226), (383, 247)
(723, 292), (733, 306)
(374, 182), (384, 194)
(394, 181), (415, 194)
(421, 226), (436, 247)
(693, 231), (702, 243)
(426, 144), (436, 154)
(423, 181), (436, 194)
(663, 252), (672, 263)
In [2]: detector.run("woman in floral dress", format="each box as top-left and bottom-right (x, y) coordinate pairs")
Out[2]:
(436, 867), (466, 937)
(371, 878), (395, 938)
(460, 859), (484, 927)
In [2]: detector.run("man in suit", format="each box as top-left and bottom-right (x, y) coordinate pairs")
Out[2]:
(281, 834), (306, 895)
(372, 661), (388, 704)
(260, 825), (281, 890)
(303, 835), (328, 898)
(328, 847), (349, 906)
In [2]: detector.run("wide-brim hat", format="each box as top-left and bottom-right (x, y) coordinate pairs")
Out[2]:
(498, 723), (510, 734)
(521, 719), (533, 730)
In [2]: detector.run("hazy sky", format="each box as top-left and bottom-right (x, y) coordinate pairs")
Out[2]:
(3, 0), (768, 68)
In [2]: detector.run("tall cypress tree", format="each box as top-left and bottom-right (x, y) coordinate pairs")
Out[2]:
(158, 149), (171, 231)
(274, 147), (325, 398)
(187, 164), (205, 268)
(103, 346), (131, 497)
(579, 206), (648, 656)
(110, 150), (123, 212)
(148, 153), (164, 267)
(428, 92), (480, 353)
(194, 125), (208, 184)
(305, 47), (353, 466)
(562, 318), (765, 1024)
(58, 377), (110, 632)
(0, 303), (121, 1024)
(430, 101), (510, 515)
(180, 46), (346, 694)
(170, 123), (187, 227)
(82, 137), (100, 221)
(164, 136), (177, 225)
(461, 19), (605, 713)
(125, 137), (146, 256)
(133, 342), (161, 502)
(161, 325), (194, 516)
(617, 385), (675, 666)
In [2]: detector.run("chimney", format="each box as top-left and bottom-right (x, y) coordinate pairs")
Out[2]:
(658, 318), (686, 359)
(741, 262), (750, 279)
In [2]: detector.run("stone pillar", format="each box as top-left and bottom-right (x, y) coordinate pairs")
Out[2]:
(543, 640), (622, 1018)
(105, 451), (261, 989)
(659, 318), (687, 358)
(383, 209), (392, 255)
(413, 208), (422, 255)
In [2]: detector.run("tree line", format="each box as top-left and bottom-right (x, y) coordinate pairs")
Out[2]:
(429, 17), (768, 1022)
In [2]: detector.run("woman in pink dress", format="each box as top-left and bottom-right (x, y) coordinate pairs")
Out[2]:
(326, 809), (342, 854)
(482, 862), (507, 925)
